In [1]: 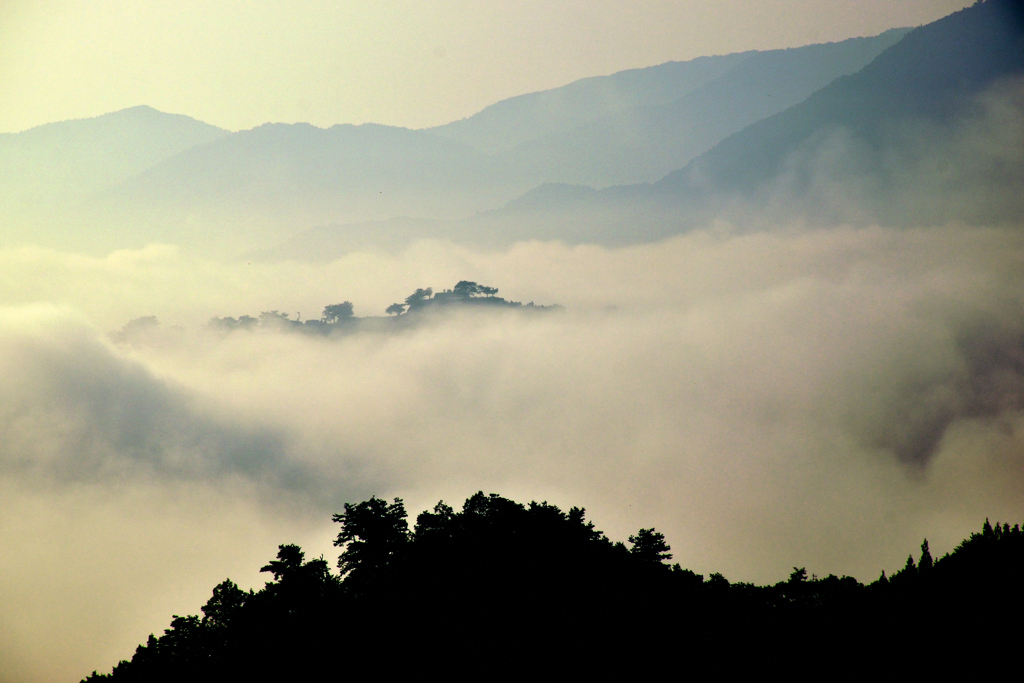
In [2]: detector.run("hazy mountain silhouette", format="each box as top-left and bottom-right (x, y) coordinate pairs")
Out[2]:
(653, 0), (1024, 225)
(85, 122), (532, 253)
(0, 106), (227, 244)
(7, 3), (1017, 258)
(477, 0), (1024, 243)
(262, 28), (918, 261)
(89, 32), (906, 254)
(260, 183), (653, 262)
(267, 7), (1023, 262)
(495, 30), (910, 187)
(428, 52), (754, 154)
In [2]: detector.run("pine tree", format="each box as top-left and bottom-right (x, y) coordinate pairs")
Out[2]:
(919, 539), (934, 572)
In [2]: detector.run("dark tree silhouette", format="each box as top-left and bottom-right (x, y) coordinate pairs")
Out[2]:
(628, 527), (672, 564)
(452, 280), (481, 297)
(404, 288), (433, 307)
(258, 310), (293, 329)
(452, 281), (499, 298)
(260, 544), (307, 581)
(919, 539), (934, 572)
(321, 302), (354, 323)
(208, 281), (556, 334)
(201, 579), (248, 631)
(332, 496), (409, 584)
(84, 494), (1024, 681)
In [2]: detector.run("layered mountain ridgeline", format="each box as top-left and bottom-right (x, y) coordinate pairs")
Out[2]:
(652, 0), (1024, 226)
(268, 2), (1024, 262)
(0, 107), (228, 248)
(83, 492), (1024, 680)
(83, 124), (534, 253)
(3, 29), (906, 255)
(431, 30), (908, 187)
(0, 106), (228, 208)
(101, 29), (903, 244)
(201, 281), (562, 338)
(7, 3), (1017, 259)
(497, 0), (1024, 239)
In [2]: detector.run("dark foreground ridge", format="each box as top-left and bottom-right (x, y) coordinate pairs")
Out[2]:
(85, 493), (1024, 679)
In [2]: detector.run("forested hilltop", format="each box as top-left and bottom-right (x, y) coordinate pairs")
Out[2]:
(206, 280), (562, 336)
(114, 281), (561, 343)
(85, 492), (1024, 679)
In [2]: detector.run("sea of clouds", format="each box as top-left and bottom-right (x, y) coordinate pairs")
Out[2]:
(1, 223), (1022, 681)
(3, 76), (1024, 683)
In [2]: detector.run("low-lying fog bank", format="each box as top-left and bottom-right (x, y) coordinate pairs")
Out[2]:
(1, 224), (1022, 681)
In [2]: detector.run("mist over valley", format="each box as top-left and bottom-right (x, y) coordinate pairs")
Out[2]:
(1, 1), (1022, 680)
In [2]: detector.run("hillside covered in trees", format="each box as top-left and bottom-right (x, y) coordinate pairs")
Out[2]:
(85, 492), (1024, 679)
(205, 280), (562, 336)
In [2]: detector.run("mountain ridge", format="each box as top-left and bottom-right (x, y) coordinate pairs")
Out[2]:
(476, 0), (1024, 243)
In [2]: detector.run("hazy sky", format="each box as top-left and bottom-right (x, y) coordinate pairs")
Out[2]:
(0, 0), (972, 133)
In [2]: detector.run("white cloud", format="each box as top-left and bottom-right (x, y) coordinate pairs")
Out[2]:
(1, 222), (1023, 680)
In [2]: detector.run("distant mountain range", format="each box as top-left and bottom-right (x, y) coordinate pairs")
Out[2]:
(0, 106), (228, 204)
(442, 29), (910, 187)
(83, 122), (532, 252)
(95, 29), (908, 253)
(653, 0), (1024, 225)
(0, 106), (227, 243)
(3, 0), (1022, 258)
(453, 0), (1024, 249)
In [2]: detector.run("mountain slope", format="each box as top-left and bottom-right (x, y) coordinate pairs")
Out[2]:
(262, 30), (920, 261)
(654, 0), (1024, 225)
(497, 29), (910, 186)
(427, 52), (753, 154)
(483, 0), (1024, 243)
(0, 106), (228, 210)
(88, 122), (533, 251)
(108, 30), (910, 254)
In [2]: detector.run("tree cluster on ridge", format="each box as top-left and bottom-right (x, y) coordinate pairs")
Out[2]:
(205, 281), (561, 336)
(84, 492), (1024, 679)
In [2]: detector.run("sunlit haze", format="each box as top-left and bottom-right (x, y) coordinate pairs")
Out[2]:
(1, 1), (1021, 681)
(1, 0), (970, 133)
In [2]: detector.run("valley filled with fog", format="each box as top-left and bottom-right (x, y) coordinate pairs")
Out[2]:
(3, 224), (1023, 678)
(1, 2), (1022, 680)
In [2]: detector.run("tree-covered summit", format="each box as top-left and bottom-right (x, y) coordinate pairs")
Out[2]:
(84, 494), (1024, 680)
(205, 281), (562, 337)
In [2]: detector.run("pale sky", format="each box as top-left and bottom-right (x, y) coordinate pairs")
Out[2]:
(0, 0), (971, 134)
